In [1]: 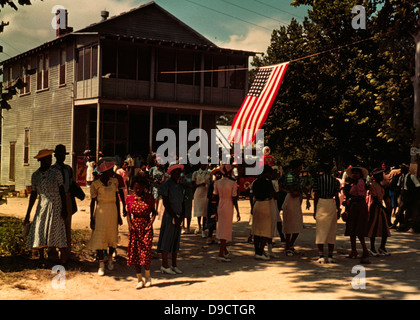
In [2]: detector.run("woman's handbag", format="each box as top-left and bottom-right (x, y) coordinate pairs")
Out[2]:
(341, 211), (349, 222)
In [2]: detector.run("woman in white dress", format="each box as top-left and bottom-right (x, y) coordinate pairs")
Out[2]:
(192, 164), (212, 236)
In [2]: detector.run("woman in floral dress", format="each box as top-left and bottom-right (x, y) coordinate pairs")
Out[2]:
(126, 176), (157, 289)
(24, 149), (68, 264)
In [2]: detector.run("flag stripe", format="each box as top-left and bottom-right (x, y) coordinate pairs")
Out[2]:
(243, 65), (284, 145)
(229, 62), (289, 146)
(250, 63), (288, 142)
(229, 65), (275, 143)
(229, 96), (257, 142)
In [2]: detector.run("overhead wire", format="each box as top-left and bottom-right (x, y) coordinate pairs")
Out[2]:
(221, 0), (290, 25)
(253, 0), (305, 20)
(160, 31), (393, 74)
(184, 0), (272, 31)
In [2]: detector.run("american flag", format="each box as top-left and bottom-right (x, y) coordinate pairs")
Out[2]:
(229, 62), (289, 146)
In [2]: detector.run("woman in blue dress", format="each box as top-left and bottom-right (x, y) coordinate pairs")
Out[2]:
(157, 164), (185, 275)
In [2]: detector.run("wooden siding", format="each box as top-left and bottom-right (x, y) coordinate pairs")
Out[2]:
(1, 43), (75, 191)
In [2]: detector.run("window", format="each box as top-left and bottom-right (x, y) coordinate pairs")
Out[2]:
(213, 55), (228, 88)
(157, 49), (175, 83)
(59, 47), (66, 85)
(89, 109), (128, 156)
(21, 60), (31, 95)
(77, 45), (98, 81)
(9, 142), (16, 182)
(24, 129), (30, 165)
(204, 54), (212, 87)
(102, 44), (117, 78)
(37, 53), (49, 90)
(8, 67), (13, 87)
(177, 52), (194, 85)
(118, 45), (137, 80)
(228, 56), (247, 90)
(84, 47), (91, 80)
(138, 47), (151, 81)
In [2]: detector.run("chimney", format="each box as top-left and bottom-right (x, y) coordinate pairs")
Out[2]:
(101, 10), (109, 21)
(56, 9), (73, 38)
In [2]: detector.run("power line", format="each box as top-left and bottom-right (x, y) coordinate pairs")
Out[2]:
(184, 0), (272, 31)
(0, 51), (13, 58)
(0, 39), (21, 55)
(221, 0), (290, 25)
(253, 0), (305, 20)
(160, 32), (392, 74)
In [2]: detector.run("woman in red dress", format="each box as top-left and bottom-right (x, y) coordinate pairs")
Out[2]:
(126, 176), (157, 289)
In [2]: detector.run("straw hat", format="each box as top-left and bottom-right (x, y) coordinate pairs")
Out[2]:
(346, 166), (369, 179)
(167, 164), (184, 175)
(96, 161), (116, 173)
(211, 167), (223, 175)
(34, 149), (54, 160)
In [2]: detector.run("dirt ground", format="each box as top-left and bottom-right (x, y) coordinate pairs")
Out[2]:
(1, 194), (420, 301)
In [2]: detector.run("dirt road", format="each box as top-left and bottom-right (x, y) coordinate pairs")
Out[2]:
(1, 196), (420, 300)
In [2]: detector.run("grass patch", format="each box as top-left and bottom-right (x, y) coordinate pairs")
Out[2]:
(0, 214), (93, 275)
(0, 215), (29, 256)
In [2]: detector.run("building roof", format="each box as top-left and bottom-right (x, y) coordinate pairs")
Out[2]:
(77, 1), (217, 47)
(1, 1), (257, 66)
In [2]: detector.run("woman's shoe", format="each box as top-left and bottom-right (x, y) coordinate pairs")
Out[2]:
(378, 247), (391, 256)
(144, 278), (152, 288)
(346, 251), (358, 259)
(136, 280), (144, 289)
(327, 257), (336, 263)
(369, 249), (379, 257)
(98, 261), (105, 276)
(255, 254), (270, 260)
(317, 257), (325, 264)
(160, 266), (176, 274)
(217, 256), (231, 262)
(171, 266), (183, 274)
(285, 250), (294, 257)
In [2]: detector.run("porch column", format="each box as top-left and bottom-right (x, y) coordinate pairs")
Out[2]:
(200, 54), (205, 104)
(199, 109), (203, 129)
(149, 106), (154, 153)
(96, 102), (101, 162)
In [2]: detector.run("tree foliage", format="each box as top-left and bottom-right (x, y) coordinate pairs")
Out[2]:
(0, 0), (40, 111)
(254, 0), (417, 170)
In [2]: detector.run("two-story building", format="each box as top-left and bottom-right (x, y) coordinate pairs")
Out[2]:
(0, 1), (255, 191)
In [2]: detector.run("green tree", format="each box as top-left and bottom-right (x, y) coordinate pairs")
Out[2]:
(0, 0), (37, 111)
(254, 0), (415, 170)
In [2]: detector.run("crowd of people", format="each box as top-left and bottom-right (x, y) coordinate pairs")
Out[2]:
(22, 145), (420, 290)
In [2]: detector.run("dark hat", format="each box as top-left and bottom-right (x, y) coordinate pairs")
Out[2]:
(54, 144), (69, 155)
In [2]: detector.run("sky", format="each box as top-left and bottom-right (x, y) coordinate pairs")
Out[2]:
(0, 0), (310, 62)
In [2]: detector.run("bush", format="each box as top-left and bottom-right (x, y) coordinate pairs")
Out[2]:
(0, 216), (28, 256)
